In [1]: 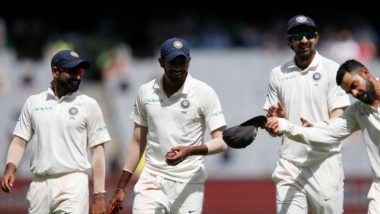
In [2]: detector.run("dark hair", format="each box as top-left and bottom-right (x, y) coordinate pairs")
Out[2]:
(336, 59), (365, 85)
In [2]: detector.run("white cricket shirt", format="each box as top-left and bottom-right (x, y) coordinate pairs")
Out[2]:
(131, 74), (226, 183)
(263, 52), (350, 165)
(13, 87), (111, 176)
(279, 101), (380, 179)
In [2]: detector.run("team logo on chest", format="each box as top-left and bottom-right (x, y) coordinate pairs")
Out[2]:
(68, 107), (78, 120)
(312, 72), (321, 81)
(180, 99), (190, 109)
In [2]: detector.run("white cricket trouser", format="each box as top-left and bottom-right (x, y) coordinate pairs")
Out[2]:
(272, 154), (344, 214)
(367, 181), (380, 214)
(26, 172), (89, 214)
(133, 171), (204, 214)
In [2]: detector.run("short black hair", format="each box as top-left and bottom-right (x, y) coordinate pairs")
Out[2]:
(336, 59), (365, 85)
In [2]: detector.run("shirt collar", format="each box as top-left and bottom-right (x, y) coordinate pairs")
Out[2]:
(47, 84), (78, 100)
(287, 51), (321, 72)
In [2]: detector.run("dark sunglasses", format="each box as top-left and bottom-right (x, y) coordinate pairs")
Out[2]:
(288, 32), (317, 41)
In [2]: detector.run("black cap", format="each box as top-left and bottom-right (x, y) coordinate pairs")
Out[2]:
(51, 50), (90, 69)
(287, 15), (317, 33)
(223, 125), (258, 149)
(240, 115), (267, 127)
(222, 115), (267, 149)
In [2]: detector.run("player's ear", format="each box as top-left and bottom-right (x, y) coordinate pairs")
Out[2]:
(314, 32), (320, 43)
(52, 67), (60, 77)
(158, 57), (165, 68)
(286, 37), (293, 47)
(360, 67), (371, 79)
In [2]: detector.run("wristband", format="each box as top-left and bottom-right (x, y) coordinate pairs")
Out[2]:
(93, 192), (105, 197)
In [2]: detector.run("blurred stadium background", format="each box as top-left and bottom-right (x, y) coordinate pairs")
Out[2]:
(0, 2), (379, 213)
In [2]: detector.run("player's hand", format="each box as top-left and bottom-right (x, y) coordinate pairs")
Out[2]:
(265, 117), (281, 136)
(1, 163), (16, 193)
(300, 117), (313, 127)
(108, 189), (125, 213)
(267, 102), (286, 118)
(91, 192), (106, 214)
(165, 146), (190, 166)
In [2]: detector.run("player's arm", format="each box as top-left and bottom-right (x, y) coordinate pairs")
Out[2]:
(264, 100), (286, 136)
(90, 143), (106, 213)
(266, 101), (286, 118)
(165, 126), (227, 166)
(107, 123), (147, 212)
(266, 116), (353, 145)
(330, 107), (346, 119)
(301, 107), (348, 128)
(205, 126), (228, 154)
(1, 136), (27, 193)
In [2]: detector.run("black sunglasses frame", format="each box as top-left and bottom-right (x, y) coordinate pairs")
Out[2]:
(288, 31), (317, 41)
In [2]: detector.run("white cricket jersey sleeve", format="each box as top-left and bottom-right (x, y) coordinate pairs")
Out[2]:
(278, 103), (360, 146)
(278, 101), (380, 179)
(278, 117), (351, 145)
(86, 99), (111, 147)
(201, 88), (226, 132)
(131, 85), (148, 127)
(13, 97), (34, 142)
(263, 67), (280, 111)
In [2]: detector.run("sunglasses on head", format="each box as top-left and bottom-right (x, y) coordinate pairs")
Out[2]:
(288, 31), (317, 41)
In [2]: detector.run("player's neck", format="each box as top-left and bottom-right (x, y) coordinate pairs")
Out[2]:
(51, 80), (66, 99)
(163, 82), (182, 98)
(163, 78), (184, 98)
(295, 51), (315, 70)
(373, 80), (380, 108)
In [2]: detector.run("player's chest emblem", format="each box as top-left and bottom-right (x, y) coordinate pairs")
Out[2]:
(181, 99), (190, 109)
(68, 107), (78, 120)
(312, 72), (321, 86)
(180, 99), (191, 114)
(312, 72), (321, 81)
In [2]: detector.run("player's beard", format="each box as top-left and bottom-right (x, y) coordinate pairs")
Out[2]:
(360, 79), (376, 105)
(164, 69), (187, 86)
(296, 49), (315, 61)
(57, 77), (81, 94)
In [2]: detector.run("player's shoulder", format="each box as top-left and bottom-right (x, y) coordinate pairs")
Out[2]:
(137, 78), (157, 94)
(190, 76), (210, 87)
(272, 64), (283, 73)
(26, 90), (49, 103)
(75, 92), (99, 106)
(141, 78), (156, 88)
(190, 76), (215, 93)
(343, 101), (365, 117)
(272, 57), (294, 73)
(268, 61), (291, 80)
(318, 54), (339, 70)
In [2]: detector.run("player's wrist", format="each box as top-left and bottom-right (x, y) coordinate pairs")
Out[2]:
(93, 192), (105, 198)
(189, 145), (208, 156)
(5, 162), (17, 173)
(116, 187), (126, 193)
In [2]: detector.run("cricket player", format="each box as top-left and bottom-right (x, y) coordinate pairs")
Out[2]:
(107, 37), (228, 214)
(1, 50), (111, 213)
(266, 59), (380, 214)
(263, 15), (350, 213)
